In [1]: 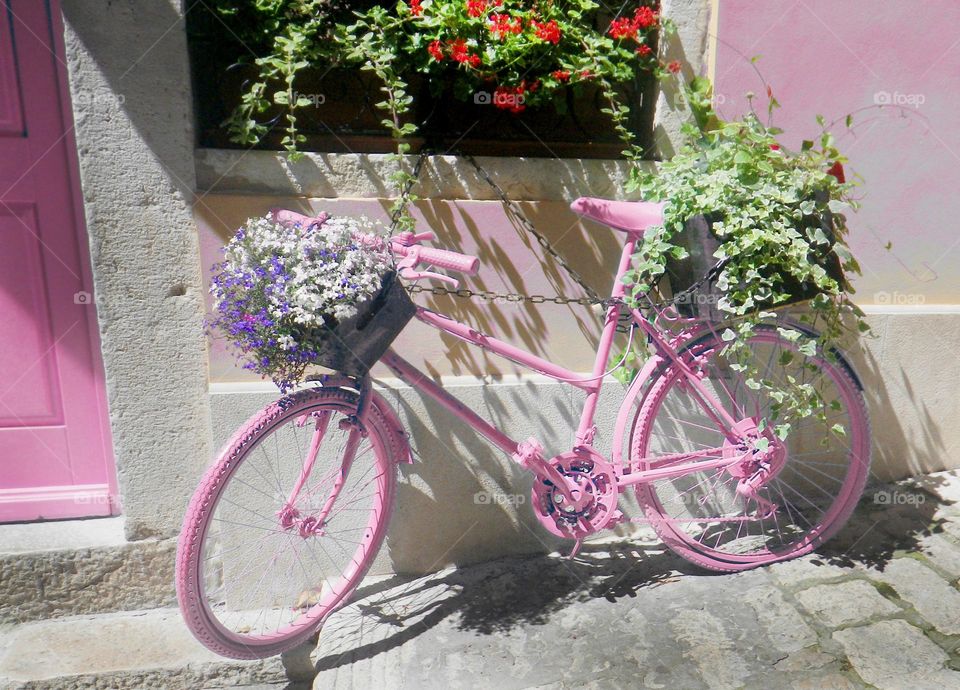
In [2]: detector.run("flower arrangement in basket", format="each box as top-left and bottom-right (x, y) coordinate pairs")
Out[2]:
(208, 211), (416, 390)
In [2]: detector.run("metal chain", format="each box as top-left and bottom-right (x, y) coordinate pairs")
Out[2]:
(390, 150), (612, 309)
(391, 150), (723, 315)
(460, 153), (607, 306)
(404, 282), (607, 307)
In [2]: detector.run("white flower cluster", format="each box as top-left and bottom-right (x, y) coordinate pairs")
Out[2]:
(217, 214), (393, 347)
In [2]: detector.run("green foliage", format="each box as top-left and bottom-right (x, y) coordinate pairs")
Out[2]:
(210, 1), (671, 227)
(618, 77), (867, 435)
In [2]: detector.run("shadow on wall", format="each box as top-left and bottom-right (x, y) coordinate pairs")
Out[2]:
(195, 195), (631, 381)
(60, 0), (196, 196)
(844, 312), (957, 481)
(382, 377), (576, 575)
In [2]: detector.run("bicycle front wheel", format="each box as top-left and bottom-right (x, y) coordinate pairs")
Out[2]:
(631, 324), (870, 572)
(176, 387), (397, 659)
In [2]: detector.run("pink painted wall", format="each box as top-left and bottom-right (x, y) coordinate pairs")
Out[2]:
(715, 0), (960, 305)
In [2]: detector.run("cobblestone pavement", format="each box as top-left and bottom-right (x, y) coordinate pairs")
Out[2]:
(302, 471), (960, 690)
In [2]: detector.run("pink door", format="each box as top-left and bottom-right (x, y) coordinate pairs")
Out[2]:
(0, 0), (117, 521)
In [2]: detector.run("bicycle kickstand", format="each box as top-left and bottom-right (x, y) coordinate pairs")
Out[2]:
(565, 539), (583, 560)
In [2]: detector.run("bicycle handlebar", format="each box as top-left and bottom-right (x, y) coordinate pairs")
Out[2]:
(393, 243), (480, 276)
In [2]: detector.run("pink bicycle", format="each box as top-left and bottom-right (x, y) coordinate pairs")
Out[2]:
(176, 197), (870, 659)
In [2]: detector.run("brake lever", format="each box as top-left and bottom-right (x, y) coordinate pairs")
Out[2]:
(393, 231), (436, 247)
(399, 267), (459, 288)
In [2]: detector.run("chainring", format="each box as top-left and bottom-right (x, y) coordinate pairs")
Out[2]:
(531, 448), (619, 539)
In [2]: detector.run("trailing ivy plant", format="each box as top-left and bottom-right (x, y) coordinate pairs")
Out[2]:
(203, 0), (370, 154)
(340, 0), (672, 229)
(216, 1), (672, 230)
(618, 76), (867, 440)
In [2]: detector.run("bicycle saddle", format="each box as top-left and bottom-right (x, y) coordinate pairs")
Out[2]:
(570, 197), (666, 235)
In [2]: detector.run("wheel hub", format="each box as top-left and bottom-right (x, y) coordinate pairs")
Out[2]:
(723, 418), (786, 517)
(277, 506), (325, 538)
(531, 449), (619, 538)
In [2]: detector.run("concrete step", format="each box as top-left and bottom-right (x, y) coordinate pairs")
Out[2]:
(0, 607), (309, 690)
(0, 518), (176, 625)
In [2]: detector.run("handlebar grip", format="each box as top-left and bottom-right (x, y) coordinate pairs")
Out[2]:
(415, 246), (480, 275)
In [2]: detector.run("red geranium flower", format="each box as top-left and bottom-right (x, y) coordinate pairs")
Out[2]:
(609, 6), (658, 40)
(636, 44), (652, 56)
(450, 38), (470, 62)
(826, 161), (846, 184)
(608, 17), (636, 40)
(667, 60), (682, 74)
(531, 19), (561, 44)
(428, 40), (444, 61)
(489, 13), (522, 39)
(410, 0), (423, 17)
(552, 69), (571, 82)
(633, 6), (658, 29)
(466, 0), (486, 18)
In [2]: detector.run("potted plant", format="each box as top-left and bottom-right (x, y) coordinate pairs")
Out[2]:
(342, 0), (672, 229)
(190, 1), (670, 158)
(618, 77), (867, 435)
(208, 212), (415, 391)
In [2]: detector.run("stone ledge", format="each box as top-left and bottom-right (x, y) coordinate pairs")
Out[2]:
(195, 150), (649, 201)
(0, 520), (176, 625)
(0, 608), (287, 690)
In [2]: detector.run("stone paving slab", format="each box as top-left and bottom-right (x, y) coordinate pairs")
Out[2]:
(306, 471), (960, 689)
(0, 609), (285, 689)
(6, 472), (960, 689)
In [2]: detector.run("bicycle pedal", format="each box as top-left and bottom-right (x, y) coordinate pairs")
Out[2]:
(513, 437), (545, 469)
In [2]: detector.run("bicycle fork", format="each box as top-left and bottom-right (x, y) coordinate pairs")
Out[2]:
(278, 378), (372, 537)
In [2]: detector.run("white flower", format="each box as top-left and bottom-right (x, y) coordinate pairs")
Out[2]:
(215, 213), (394, 333)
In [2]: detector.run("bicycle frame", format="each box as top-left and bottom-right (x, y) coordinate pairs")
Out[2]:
(378, 235), (749, 493)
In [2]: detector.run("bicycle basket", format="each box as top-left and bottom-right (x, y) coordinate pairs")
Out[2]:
(311, 270), (416, 376)
(662, 193), (845, 320)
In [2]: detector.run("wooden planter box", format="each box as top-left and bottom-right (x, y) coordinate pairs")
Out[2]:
(196, 64), (656, 159)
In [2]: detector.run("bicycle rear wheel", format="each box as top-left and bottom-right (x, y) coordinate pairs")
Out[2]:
(176, 387), (397, 659)
(631, 324), (870, 572)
